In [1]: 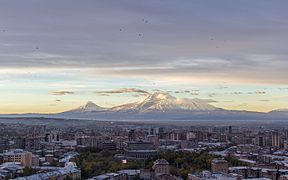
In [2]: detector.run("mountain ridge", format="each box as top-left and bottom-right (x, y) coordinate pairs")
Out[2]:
(66, 101), (107, 113)
(1, 92), (287, 121)
(64, 92), (219, 114)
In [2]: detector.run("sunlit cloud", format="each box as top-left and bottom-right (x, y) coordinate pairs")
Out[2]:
(259, 99), (270, 102)
(247, 91), (266, 95)
(52, 90), (75, 96)
(231, 92), (243, 95)
(0, 0), (288, 113)
(94, 88), (149, 96)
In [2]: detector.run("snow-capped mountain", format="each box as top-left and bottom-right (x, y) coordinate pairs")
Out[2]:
(111, 92), (217, 113)
(65, 101), (106, 113)
(55, 92), (222, 120)
(3, 92), (288, 121)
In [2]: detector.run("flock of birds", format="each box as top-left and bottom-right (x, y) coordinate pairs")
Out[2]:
(119, 18), (149, 38)
(1, 28), (40, 50)
(1, 17), (229, 50)
(117, 17), (228, 50)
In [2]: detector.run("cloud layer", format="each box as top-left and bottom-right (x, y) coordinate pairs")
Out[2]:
(52, 91), (74, 96)
(0, 0), (288, 84)
(95, 88), (149, 96)
(1, 1), (288, 113)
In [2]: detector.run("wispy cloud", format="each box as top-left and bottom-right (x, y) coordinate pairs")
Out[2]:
(259, 99), (270, 102)
(174, 90), (199, 94)
(208, 93), (217, 97)
(231, 92), (243, 95)
(248, 91), (266, 95)
(52, 90), (74, 96)
(94, 88), (149, 96)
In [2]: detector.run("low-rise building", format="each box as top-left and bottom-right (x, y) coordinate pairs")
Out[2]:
(188, 171), (238, 180)
(14, 162), (81, 180)
(211, 158), (229, 174)
(125, 142), (157, 159)
(3, 149), (38, 167)
(153, 159), (170, 175)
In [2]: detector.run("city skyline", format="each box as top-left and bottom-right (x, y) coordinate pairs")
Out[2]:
(1, 0), (288, 113)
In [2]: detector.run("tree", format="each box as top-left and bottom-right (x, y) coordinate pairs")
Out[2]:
(23, 167), (37, 176)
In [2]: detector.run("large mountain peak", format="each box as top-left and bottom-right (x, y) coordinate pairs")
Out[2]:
(112, 92), (217, 113)
(147, 92), (176, 101)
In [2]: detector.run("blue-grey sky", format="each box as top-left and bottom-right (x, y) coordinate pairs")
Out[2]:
(0, 0), (288, 113)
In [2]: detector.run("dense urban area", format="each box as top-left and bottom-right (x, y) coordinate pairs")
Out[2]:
(0, 118), (288, 180)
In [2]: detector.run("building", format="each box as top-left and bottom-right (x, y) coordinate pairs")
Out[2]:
(76, 135), (99, 149)
(272, 131), (280, 148)
(24, 135), (41, 152)
(3, 149), (38, 167)
(211, 158), (228, 174)
(101, 142), (117, 151)
(14, 162), (81, 180)
(228, 166), (284, 180)
(169, 130), (185, 141)
(128, 130), (136, 142)
(153, 159), (170, 175)
(12, 137), (25, 150)
(188, 171), (238, 180)
(0, 138), (9, 153)
(87, 172), (126, 180)
(284, 129), (288, 140)
(280, 175), (288, 180)
(125, 142), (157, 159)
(155, 173), (177, 180)
(257, 133), (266, 147)
(44, 131), (60, 143)
(0, 162), (24, 179)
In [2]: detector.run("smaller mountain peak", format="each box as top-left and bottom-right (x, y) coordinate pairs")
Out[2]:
(69, 101), (106, 112)
(84, 101), (97, 108)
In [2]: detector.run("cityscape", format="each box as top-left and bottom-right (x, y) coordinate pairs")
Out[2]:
(2, 118), (288, 179)
(1, 0), (288, 180)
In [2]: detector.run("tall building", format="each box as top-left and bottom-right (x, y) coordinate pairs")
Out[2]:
(25, 135), (41, 152)
(169, 130), (186, 141)
(272, 131), (280, 148)
(228, 126), (233, 134)
(128, 129), (136, 142)
(149, 127), (159, 135)
(257, 133), (266, 147)
(0, 138), (9, 152)
(12, 136), (25, 149)
(45, 131), (60, 143)
(284, 129), (288, 140)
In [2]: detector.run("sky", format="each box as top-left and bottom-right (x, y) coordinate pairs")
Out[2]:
(0, 0), (288, 113)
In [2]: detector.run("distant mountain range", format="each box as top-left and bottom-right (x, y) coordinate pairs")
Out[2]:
(1, 92), (288, 121)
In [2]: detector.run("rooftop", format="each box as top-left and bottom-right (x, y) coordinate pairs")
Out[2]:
(3, 149), (30, 156)
(154, 159), (169, 165)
